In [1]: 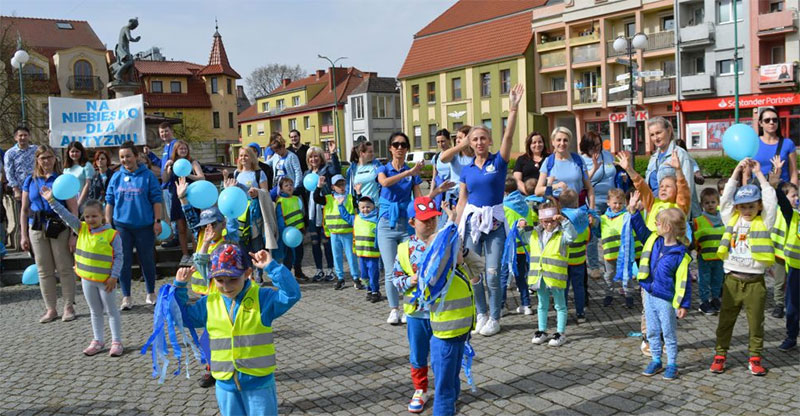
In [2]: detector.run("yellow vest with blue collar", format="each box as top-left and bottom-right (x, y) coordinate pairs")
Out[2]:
(323, 194), (354, 237)
(771, 210), (800, 269)
(600, 214), (643, 261)
(353, 215), (379, 258)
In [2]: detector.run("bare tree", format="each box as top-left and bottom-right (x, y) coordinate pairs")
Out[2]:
(245, 64), (305, 99)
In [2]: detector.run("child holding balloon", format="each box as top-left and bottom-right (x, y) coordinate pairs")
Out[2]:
(163, 140), (205, 266)
(40, 188), (125, 357)
(275, 177), (308, 281)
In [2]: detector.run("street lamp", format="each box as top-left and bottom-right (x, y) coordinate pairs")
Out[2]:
(613, 33), (647, 160)
(10, 41), (30, 127)
(317, 54), (347, 156)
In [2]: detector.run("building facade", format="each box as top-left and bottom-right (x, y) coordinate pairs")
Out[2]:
(343, 75), (402, 159)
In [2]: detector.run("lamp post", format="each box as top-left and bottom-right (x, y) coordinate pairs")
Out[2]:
(613, 33), (647, 162)
(10, 41), (30, 127)
(317, 54), (347, 156)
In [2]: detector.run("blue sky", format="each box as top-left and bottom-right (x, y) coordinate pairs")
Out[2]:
(3, 0), (456, 84)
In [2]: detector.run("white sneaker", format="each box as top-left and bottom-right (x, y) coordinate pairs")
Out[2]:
(387, 309), (401, 325)
(531, 330), (549, 344)
(479, 318), (500, 336)
(548, 332), (566, 347)
(119, 297), (133, 311)
(179, 254), (193, 266)
(516, 306), (534, 315)
(145, 293), (157, 305)
(401, 313), (407, 324)
(472, 314), (488, 335)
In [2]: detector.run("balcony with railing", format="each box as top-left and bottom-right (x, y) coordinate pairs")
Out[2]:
(540, 49), (566, 69)
(541, 90), (568, 108)
(607, 84), (631, 102)
(681, 74), (714, 95)
(758, 9), (797, 36)
(680, 23), (714, 47)
(572, 44), (600, 64)
(606, 40), (627, 58)
(645, 30), (674, 51)
(644, 77), (676, 98)
(538, 38), (566, 52)
(573, 86), (602, 105)
(570, 31), (601, 47)
(67, 75), (102, 93)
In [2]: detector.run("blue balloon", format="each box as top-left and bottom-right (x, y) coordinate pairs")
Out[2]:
(22, 264), (38, 285)
(186, 180), (219, 209)
(303, 173), (319, 192)
(52, 174), (80, 200)
(722, 124), (759, 161)
(173, 158), (192, 177)
(218, 187), (248, 218)
(282, 226), (303, 248)
(157, 220), (171, 240)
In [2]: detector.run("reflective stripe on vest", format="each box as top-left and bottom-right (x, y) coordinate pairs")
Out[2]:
(191, 231), (225, 295)
(693, 213), (724, 261)
(771, 214), (787, 260)
(772, 211), (800, 269)
(397, 241), (420, 316)
(323, 194), (353, 236)
(207, 284), (276, 380)
(645, 199), (680, 231)
(430, 267), (475, 339)
(354, 216), (379, 258)
(74, 222), (117, 282)
(567, 227), (589, 265)
(600, 215), (643, 261)
(636, 233), (690, 308)
(717, 213), (775, 266)
(528, 231), (568, 289)
(277, 196), (305, 230)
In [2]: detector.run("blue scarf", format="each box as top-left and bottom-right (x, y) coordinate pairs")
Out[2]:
(562, 206), (600, 235)
(503, 191), (529, 218)
(462, 340), (477, 392)
(614, 213), (638, 285)
(502, 219), (527, 278)
(413, 223), (459, 310)
(604, 207), (627, 219)
(702, 210), (723, 227)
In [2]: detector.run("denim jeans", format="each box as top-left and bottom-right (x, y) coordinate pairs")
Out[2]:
(117, 223), (157, 296)
(430, 334), (467, 416)
(282, 241), (305, 273)
(565, 263), (586, 315)
(537, 284), (567, 334)
(586, 202), (607, 271)
(215, 378), (278, 416)
(330, 233), (359, 280)
(378, 217), (408, 309)
(464, 221), (505, 320)
(698, 257), (724, 303)
(307, 222), (333, 270)
(500, 254), (530, 307)
(407, 316), (432, 369)
(644, 290), (678, 365)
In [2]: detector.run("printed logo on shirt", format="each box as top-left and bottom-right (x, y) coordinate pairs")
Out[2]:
(242, 297), (255, 312)
(486, 164), (496, 173)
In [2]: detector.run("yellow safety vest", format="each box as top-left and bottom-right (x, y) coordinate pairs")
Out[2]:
(567, 227), (589, 266)
(191, 228), (225, 295)
(645, 199), (680, 231)
(771, 210), (800, 269)
(600, 214), (642, 261)
(504, 206), (534, 255)
(717, 212), (775, 267)
(693, 213), (724, 261)
(637, 233), (690, 309)
(207, 284), (276, 381)
(276, 195), (305, 230)
(74, 222), (117, 282)
(528, 230), (568, 289)
(353, 215), (379, 258)
(397, 241), (475, 338)
(323, 194), (354, 237)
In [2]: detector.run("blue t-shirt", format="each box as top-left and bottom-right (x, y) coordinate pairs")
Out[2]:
(755, 138), (796, 183)
(23, 174), (64, 224)
(540, 155), (588, 197)
(377, 162), (422, 220)
(583, 151), (616, 205)
(353, 162), (380, 202)
(460, 152), (508, 206)
(648, 151), (669, 194)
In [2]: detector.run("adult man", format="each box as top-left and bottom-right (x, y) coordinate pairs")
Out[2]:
(144, 122), (179, 247)
(288, 129), (309, 173)
(3, 127), (37, 250)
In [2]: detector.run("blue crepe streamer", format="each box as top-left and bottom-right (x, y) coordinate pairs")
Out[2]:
(614, 213), (639, 285)
(462, 340), (477, 392)
(413, 223), (459, 309)
(502, 219), (528, 278)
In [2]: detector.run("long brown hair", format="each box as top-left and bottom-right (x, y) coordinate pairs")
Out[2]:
(63, 141), (88, 168)
(34, 145), (61, 178)
(92, 149), (112, 171)
(170, 139), (193, 162)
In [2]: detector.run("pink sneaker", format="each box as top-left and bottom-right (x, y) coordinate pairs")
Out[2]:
(83, 340), (105, 356)
(109, 341), (124, 357)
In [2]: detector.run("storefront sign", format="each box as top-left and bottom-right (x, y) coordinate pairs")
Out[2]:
(759, 63), (794, 83)
(609, 110), (648, 123)
(675, 93), (800, 112)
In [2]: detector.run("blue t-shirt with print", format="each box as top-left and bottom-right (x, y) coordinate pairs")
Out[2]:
(755, 138), (796, 183)
(540, 155), (588, 198)
(460, 152), (508, 206)
(377, 162), (422, 220)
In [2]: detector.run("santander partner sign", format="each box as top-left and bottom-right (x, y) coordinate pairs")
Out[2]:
(675, 93), (800, 112)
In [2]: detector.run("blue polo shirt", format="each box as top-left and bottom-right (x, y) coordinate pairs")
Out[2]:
(23, 174), (65, 225)
(377, 162), (422, 221)
(460, 152), (508, 207)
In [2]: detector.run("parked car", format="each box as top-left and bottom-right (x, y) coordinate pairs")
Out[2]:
(406, 151), (436, 165)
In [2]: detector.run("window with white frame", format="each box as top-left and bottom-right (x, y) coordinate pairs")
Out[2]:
(276, 99), (285, 110)
(372, 95), (391, 118)
(351, 96), (364, 119)
(262, 102), (270, 112)
(304, 116), (310, 129)
(257, 123), (265, 135)
(717, 58), (743, 75)
(717, 0), (743, 24)
(289, 118), (297, 130)
(292, 96), (300, 106)
(500, 69), (511, 94)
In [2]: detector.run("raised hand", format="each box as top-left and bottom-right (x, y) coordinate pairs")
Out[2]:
(175, 177), (188, 199)
(771, 155), (785, 174)
(509, 84), (524, 110)
(668, 149), (682, 171)
(410, 160), (424, 175)
(249, 250), (272, 269)
(223, 177), (237, 189)
(327, 140), (336, 155)
(175, 266), (195, 283)
(616, 151), (631, 172)
(628, 190), (641, 213)
(203, 223), (216, 244)
(39, 186), (53, 202)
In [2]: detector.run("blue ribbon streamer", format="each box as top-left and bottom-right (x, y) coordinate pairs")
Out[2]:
(502, 219), (528, 278)
(614, 213), (638, 285)
(462, 340), (477, 392)
(413, 223), (459, 309)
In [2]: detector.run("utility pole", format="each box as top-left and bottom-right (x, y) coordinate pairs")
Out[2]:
(733, 0), (740, 123)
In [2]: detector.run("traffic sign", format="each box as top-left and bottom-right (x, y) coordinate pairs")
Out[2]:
(616, 73), (630, 82)
(609, 84), (629, 94)
(638, 70), (663, 78)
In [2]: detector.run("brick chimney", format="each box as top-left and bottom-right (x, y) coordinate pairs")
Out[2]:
(282, 78), (291, 87)
(315, 69), (325, 80)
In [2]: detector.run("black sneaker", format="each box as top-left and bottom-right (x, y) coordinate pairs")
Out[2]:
(771, 306), (785, 319)
(711, 298), (721, 311)
(371, 292), (383, 303)
(366, 292), (373, 301)
(603, 295), (613, 307)
(312, 270), (324, 282)
(354, 280), (365, 290)
(576, 314), (587, 324)
(778, 338), (797, 351)
(295, 270), (309, 281)
(624, 296), (634, 309)
(698, 301), (715, 315)
(161, 238), (179, 248)
(335, 280), (345, 290)
(199, 372), (215, 388)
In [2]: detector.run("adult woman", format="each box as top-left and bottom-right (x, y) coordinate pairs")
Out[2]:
(456, 84), (524, 337)
(303, 145), (340, 281)
(267, 133), (302, 191)
(643, 116), (698, 217)
(105, 141), (162, 309)
(63, 141), (95, 206)
(431, 129), (456, 207)
(350, 141), (382, 203)
(535, 127), (596, 206)
(754, 107), (797, 186)
(87, 149), (112, 202)
(20, 145), (79, 323)
(436, 126), (475, 195)
(232, 146), (270, 268)
(162, 140), (205, 265)
(513, 132), (548, 194)
(580, 131), (616, 277)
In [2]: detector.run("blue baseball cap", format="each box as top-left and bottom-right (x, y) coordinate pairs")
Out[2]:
(210, 243), (246, 279)
(733, 184), (761, 205)
(194, 206), (225, 230)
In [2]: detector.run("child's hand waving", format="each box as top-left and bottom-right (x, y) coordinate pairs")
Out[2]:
(176, 266), (196, 283)
(249, 250), (272, 269)
(628, 190), (641, 213)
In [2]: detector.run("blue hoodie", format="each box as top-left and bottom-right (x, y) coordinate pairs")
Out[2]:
(106, 163), (163, 227)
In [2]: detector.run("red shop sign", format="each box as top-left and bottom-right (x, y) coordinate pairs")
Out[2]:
(675, 93), (800, 112)
(609, 110), (649, 123)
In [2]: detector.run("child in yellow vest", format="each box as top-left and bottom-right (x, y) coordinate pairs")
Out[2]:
(275, 177), (308, 281)
(41, 189), (124, 357)
(339, 195), (381, 302)
(711, 158), (776, 376)
(501, 177), (535, 315)
(529, 197), (577, 347)
(600, 188), (640, 309)
(174, 244), (300, 416)
(694, 187), (725, 315)
(773, 180), (800, 351)
(312, 174), (360, 290)
(558, 189), (590, 323)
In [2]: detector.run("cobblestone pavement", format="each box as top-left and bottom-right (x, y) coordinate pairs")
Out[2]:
(1, 249), (798, 416)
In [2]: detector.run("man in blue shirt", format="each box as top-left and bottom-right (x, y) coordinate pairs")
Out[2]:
(145, 122), (178, 246)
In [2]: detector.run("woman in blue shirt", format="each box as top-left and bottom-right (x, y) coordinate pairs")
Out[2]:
(454, 84), (524, 337)
(534, 127), (595, 203)
(350, 141), (382, 203)
(643, 117), (698, 217)
(753, 107), (797, 186)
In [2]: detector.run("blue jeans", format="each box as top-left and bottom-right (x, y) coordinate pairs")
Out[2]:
(698, 257), (724, 303)
(407, 316), (432, 369)
(307, 222), (333, 270)
(566, 263), (586, 315)
(586, 202), (607, 270)
(464, 222), (505, 320)
(786, 267), (799, 340)
(537, 284), (567, 333)
(117, 223), (156, 296)
(330, 233), (359, 280)
(500, 254), (530, 307)
(644, 290), (679, 365)
(378, 217), (409, 309)
(215, 378), (278, 416)
(430, 334), (467, 416)
(360, 257), (381, 293)
(162, 189), (177, 237)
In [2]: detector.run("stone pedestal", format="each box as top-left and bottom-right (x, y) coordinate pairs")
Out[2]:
(108, 81), (139, 98)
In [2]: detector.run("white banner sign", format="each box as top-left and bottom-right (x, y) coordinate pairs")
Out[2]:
(609, 84), (629, 94)
(48, 95), (146, 148)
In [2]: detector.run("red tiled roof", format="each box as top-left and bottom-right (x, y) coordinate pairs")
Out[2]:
(398, 11), (535, 79)
(0, 16), (105, 51)
(134, 60), (203, 76)
(198, 31), (240, 79)
(415, 0), (544, 37)
(238, 103), (258, 120)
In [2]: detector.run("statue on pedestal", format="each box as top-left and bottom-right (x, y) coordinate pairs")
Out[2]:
(110, 17), (141, 84)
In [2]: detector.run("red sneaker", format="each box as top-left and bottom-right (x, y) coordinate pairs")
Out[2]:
(709, 355), (726, 373)
(748, 357), (767, 376)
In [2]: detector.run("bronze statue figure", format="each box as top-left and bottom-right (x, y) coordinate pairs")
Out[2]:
(110, 17), (141, 83)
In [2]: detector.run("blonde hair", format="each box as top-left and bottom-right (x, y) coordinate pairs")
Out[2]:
(656, 208), (688, 245)
(550, 126), (573, 143)
(647, 116), (675, 142)
(34, 145), (61, 178)
(559, 188), (579, 208)
(237, 146), (259, 171)
(467, 125), (492, 140)
(306, 146), (325, 169)
(607, 188), (626, 202)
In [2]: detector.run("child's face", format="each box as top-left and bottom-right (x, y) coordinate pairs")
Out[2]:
(333, 181), (346, 194)
(410, 217), (438, 239)
(655, 216), (672, 238)
(736, 201), (762, 221)
(608, 196), (625, 213)
(280, 181), (294, 195)
(213, 274), (246, 298)
(701, 195), (719, 215)
(540, 217), (558, 232)
(787, 188), (799, 208)
(358, 201), (374, 216)
(176, 143), (189, 158)
(83, 206), (104, 228)
(658, 177), (677, 201)
(209, 222), (225, 240)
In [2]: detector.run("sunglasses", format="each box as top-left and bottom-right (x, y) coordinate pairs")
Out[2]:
(391, 141), (410, 149)
(761, 118), (778, 124)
